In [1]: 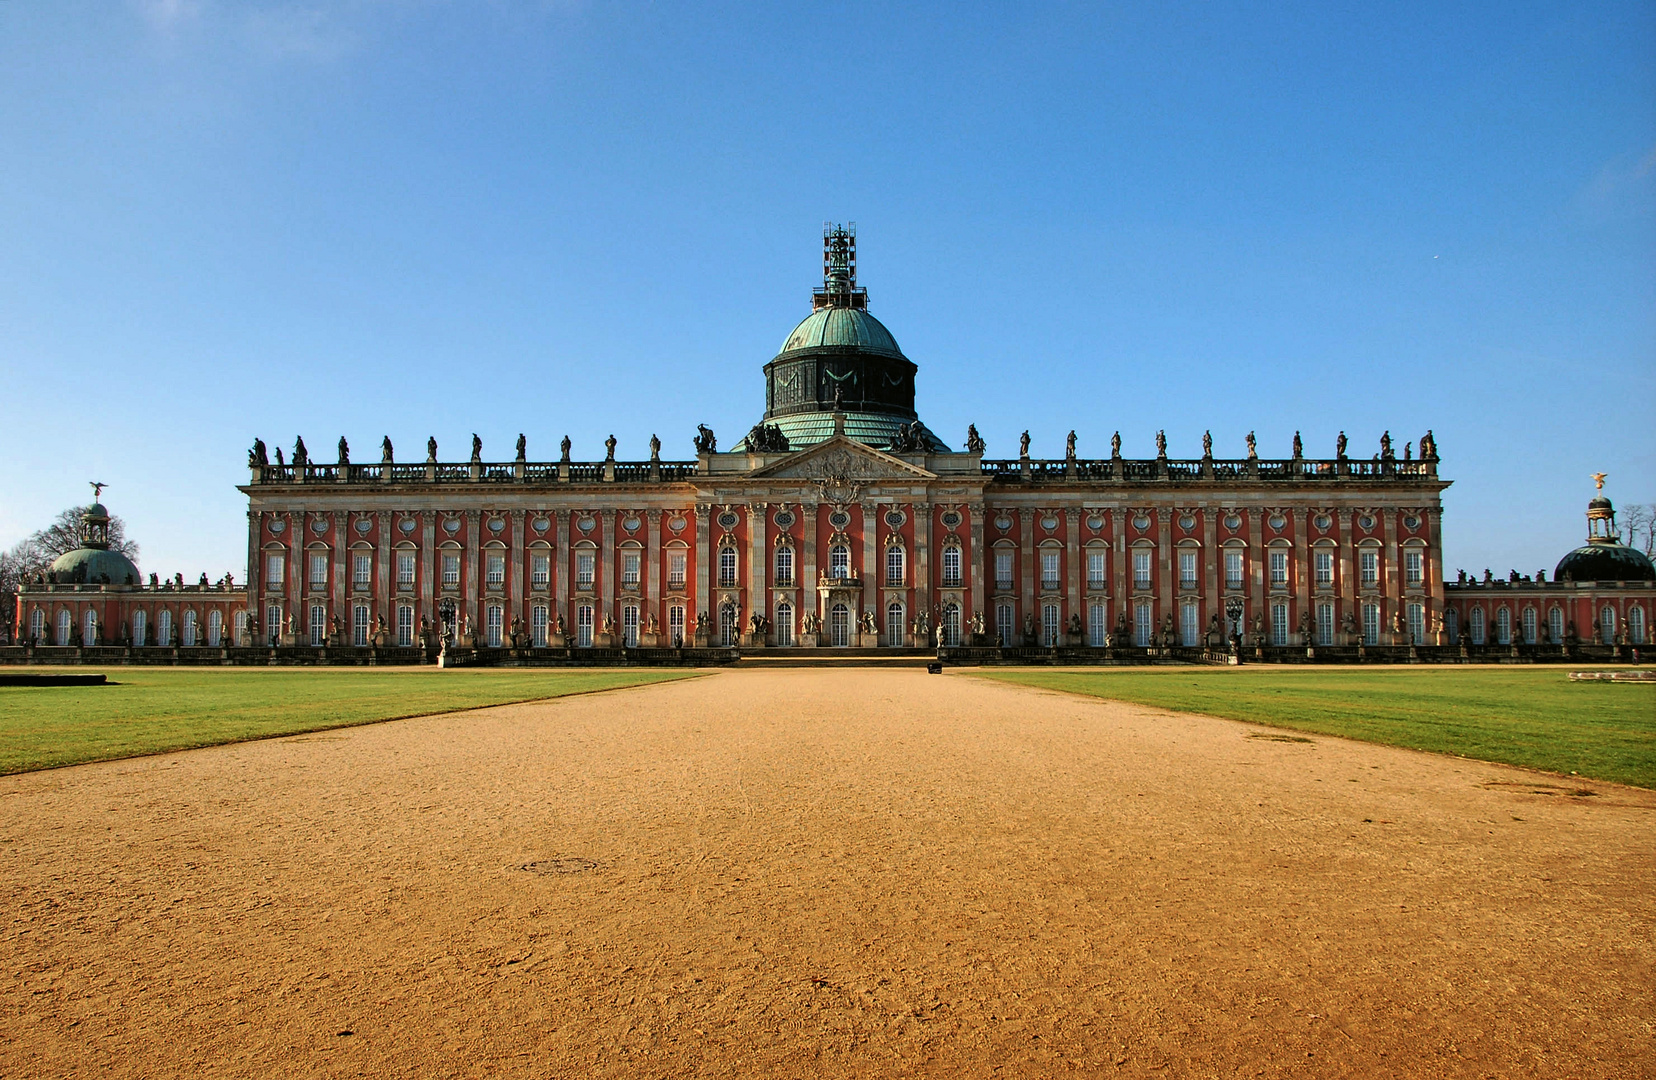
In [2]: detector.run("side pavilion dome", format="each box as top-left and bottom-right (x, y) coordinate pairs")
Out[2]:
(738, 224), (948, 453)
(1553, 480), (1655, 583)
(47, 501), (141, 586)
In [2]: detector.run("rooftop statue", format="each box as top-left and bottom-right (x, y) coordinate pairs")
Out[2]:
(1292, 431), (1303, 459)
(1019, 430), (1031, 459)
(604, 435), (617, 461)
(1111, 430), (1122, 457)
(381, 436), (393, 463)
(427, 436), (437, 461)
(1066, 430), (1077, 459)
(1155, 430), (1167, 457)
(338, 437), (349, 466)
(1336, 431), (1347, 458)
(1381, 430), (1394, 460)
(470, 434), (482, 463)
(1245, 431), (1257, 459)
(1202, 430), (1212, 458)
(560, 435), (572, 461)
(293, 437), (308, 466)
(694, 424), (717, 454)
(249, 439), (268, 467)
(1421, 429), (1438, 461)
(649, 434), (661, 460)
(515, 434), (527, 462)
(964, 424), (985, 454)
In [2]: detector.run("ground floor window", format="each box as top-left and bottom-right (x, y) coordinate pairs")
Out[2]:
(721, 603), (740, 647)
(529, 605), (546, 647)
(1495, 607), (1511, 646)
(1317, 602), (1334, 646)
(1042, 603), (1061, 647)
(1134, 601), (1152, 647)
(400, 605), (416, 647)
(1601, 605), (1617, 643)
(668, 605), (685, 646)
(483, 604), (501, 647)
(1089, 602), (1106, 647)
(776, 601), (794, 647)
(56, 609), (72, 646)
(1629, 605), (1646, 644)
(132, 609), (147, 647)
(1270, 602), (1288, 646)
(1361, 602), (1380, 646)
(160, 609), (176, 647)
(622, 604), (639, 648)
(1548, 606), (1563, 644)
(1179, 600), (1199, 647)
(354, 604), (370, 647)
(829, 603), (850, 647)
(944, 603), (961, 647)
(32, 609), (46, 644)
(1408, 602), (1425, 645)
(1470, 607), (1485, 645)
(84, 610), (99, 647)
(997, 604), (1015, 648)
(266, 606), (281, 645)
(208, 609), (223, 647)
(887, 602), (905, 647)
(184, 609), (200, 647)
(1445, 607), (1459, 644)
(576, 604), (594, 647)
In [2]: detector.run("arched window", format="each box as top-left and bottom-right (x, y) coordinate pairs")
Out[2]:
(622, 604), (639, 647)
(885, 545), (905, 587)
(1270, 601), (1289, 645)
(353, 604), (370, 647)
(1407, 602), (1424, 645)
(57, 609), (72, 646)
(942, 545), (962, 588)
(943, 603), (962, 646)
(1134, 600), (1153, 647)
(886, 601), (905, 647)
(84, 610), (99, 647)
(1601, 605), (1617, 643)
(485, 604), (503, 647)
(1445, 607), (1459, 644)
(182, 609), (198, 647)
(30, 608), (45, 644)
(668, 605), (685, 645)
(1180, 599), (1200, 646)
(207, 610), (223, 647)
(1496, 607), (1512, 646)
(576, 604), (594, 647)
(1043, 603), (1062, 647)
(266, 605), (282, 646)
(132, 609), (147, 647)
(1629, 605), (1646, 645)
(1522, 607), (1537, 645)
(1547, 606), (1563, 645)
(1361, 602), (1380, 645)
(775, 601), (794, 647)
(829, 602), (850, 646)
(718, 545), (739, 588)
(309, 604), (327, 646)
(721, 602), (740, 647)
(1088, 601), (1107, 646)
(400, 605), (417, 647)
(1470, 607), (1485, 645)
(774, 544), (795, 587)
(530, 605), (547, 648)
(158, 609), (173, 647)
(828, 544), (850, 580)
(1318, 601), (1335, 646)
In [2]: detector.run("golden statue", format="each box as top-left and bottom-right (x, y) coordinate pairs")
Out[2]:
(1591, 472), (1607, 491)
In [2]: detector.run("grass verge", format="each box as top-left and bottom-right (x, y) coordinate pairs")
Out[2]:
(970, 666), (1655, 789)
(0, 667), (698, 775)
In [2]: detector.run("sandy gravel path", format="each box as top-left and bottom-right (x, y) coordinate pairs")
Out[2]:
(1, 668), (1651, 1078)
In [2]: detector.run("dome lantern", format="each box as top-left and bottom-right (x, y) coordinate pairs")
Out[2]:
(1553, 474), (1655, 583)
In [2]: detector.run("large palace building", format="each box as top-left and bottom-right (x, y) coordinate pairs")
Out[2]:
(10, 227), (1652, 662)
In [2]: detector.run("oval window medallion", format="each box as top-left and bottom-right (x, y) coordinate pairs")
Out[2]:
(884, 510), (905, 528)
(1086, 514), (1105, 531)
(1178, 514), (1196, 531)
(1403, 514), (1420, 531)
(487, 517), (505, 533)
(310, 517), (327, 534)
(268, 518), (286, 534)
(576, 516), (595, 534)
(668, 516), (686, 534)
(774, 510), (796, 528)
(1223, 513), (1242, 530)
(398, 517), (416, 534)
(531, 517), (549, 533)
(718, 511), (740, 529)
(1132, 514), (1151, 531)
(622, 516), (641, 533)
(353, 518), (372, 535)
(1268, 514), (1286, 530)
(942, 511), (963, 529)
(1314, 514), (1332, 530)
(1358, 514), (1376, 531)
(1040, 514), (1059, 531)
(443, 518), (461, 535)
(994, 514), (1013, 531)
(828, 510), (851, 529)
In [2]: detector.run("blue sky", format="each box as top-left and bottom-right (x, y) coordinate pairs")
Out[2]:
(2, 1), (1651, 579)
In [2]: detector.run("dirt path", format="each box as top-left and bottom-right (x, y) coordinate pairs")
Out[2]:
(2, 668), (1651, 1078)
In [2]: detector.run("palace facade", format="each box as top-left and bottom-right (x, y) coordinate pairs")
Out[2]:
(9, 227), (1651, 662)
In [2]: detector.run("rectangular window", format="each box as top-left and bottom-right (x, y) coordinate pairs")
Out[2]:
(995, 551), (1014, 590)
(1042, 603), (1061, 647)
(1317, 602), (1335, 646)
(531, 605), (547, 647)
(828, 545), (849, 579)
(1521, 607), (1537, 646)
(1179, 550), (1198, 589)
(1088, 601), (1106, 646)
(1134, 601), (1152, 647)
(576, 604), (593, 647)
(442, 553), (460, 587)
(1362, 602), (1380, 646)
(1496, 607), (1512, 646)
(158, 610), (173, 647)
(266, 606), (280, 645)
(1360, 550), (1379, 587)
(397, 552), (416, 587)
(531, 553), (549, 588)
(668, 605), (685, 645)
(1133, 550), (1152, 589)
(1314, 551), (1333, 587)
(353, 554), (372, 589)
(266, 553), (285, 590)
(1548, 607), (1563, 644)
(1224, 550), (1244, 589)
(1405, 550), (1423, 585)
(777, 546), (796, 587)
(1180, 599), (1199, 646)
(486, 604), (503, 647)
(576, 551), (595, 589)
(1271, 601), (1289, 645)
(486, 553), (505, 587)
(1269, 550), (1288, 587)
(132, 609), (148, 647)
(887, 603), (906, 647)
(1041, 551), (1060, 591)
(397, 605), (414, 647)
(309, 553), (329, 588)
(353, 605), (369, 647)
(667, 551), (687, 590)
(997, 604), (1015, 647)
(309, 604), (326, 646)
(942, 546), (962, 587)
(719, 547), (738, 587)
(207, 610), (222, 648)
(776, 603), (795, 647)
(1087, 551), (1106, 589)
(622, 551), (641, 589)
(884, 546), (902, 587)
(1409, 602), (1426, 645)
(622, 605), (639, 647)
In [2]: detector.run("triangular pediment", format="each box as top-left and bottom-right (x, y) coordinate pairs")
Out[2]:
(746, 436), (937, 483)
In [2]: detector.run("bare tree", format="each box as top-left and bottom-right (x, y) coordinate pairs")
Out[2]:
(0, 506), (140, 638)
(1621, 503), (1655, 556)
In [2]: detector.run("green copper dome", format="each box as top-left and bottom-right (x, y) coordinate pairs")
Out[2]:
(777, 307), (904, 358)
(48, 547), (140, 586)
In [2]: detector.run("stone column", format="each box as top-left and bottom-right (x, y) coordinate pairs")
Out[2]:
(749, 502), (768, 642)
(1157, 507), (1173, 636)
(1065, 506), (1082, 630)
(915, 501), (933, 639)
(330, 513), (345, 631)
(1111, 508), (1127, 630)
(1383, 505), (1400, 642)
(600, 509), (616, 633)
(465, 510), (482, 641)
(968, 501), (986, 628)
(246, 510), (260, 640)
(1018, 507), (1034, 638)
(1203, 506), (1219, 636)
(1339, 508), (1355, 642)
(377, 509), (392, 631)
(1426, 505), (1445, 643)
(801, 501), (819, 630)
(1247, 504), (1265, 640)
(510, 509), (526, 629)
(695, 503), (713, 631)
(420, 511), (436, 627)
(553, 509), (569, 636)
(646, 510), (662, 633)
(1292, 508), (1309, 645)
(860, 501), (878, 636)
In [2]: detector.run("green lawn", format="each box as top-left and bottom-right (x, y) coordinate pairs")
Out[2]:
(971, 666), (1656, 789)
(0, 668), (697, 775)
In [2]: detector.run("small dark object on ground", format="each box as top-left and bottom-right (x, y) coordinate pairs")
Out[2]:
(927, 662), (943, 675)
(0, 673), (108, 687)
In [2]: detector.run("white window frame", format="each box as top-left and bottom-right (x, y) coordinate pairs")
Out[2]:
(485, 604), (503, 647)
(309, 604), (326, 646)
(530, 605), (547, 647)
(622, 604), (639, 647)
(621, 550), (641, 589)
(1088, 601), (1107, 646)
(577, 604), (594, 647)
(486, 552), (505, 587)
(1087, 551), (1107, 589)
(1224, 550), (1244, 589)
(887, 602), (906, 647)
(576, 551), (596, 589)
(1362, 602), (1380, 645)
(1318, 601), (1335, 646)
(777, 545), (796, 587)
(530, 553), (549, 588)
(1042, 602), (1061, 646)
(942, 545), (962, 587)
(353, 604), (370, 647)
(667, 550), (687, 590)
(1178, 550), (1198, 589)
(309, 552), (329, 589)
(1134, 601), (1152, 647)
(995, 551), (1014, 591)
(1179, 599), (1199, 646)
(775, 601), (794, 647)
(1271, 601), (1288, 645)
(1269, 549), (1288, 587)
(398, 551), (417, 587)
(828, 544), (850, 580)
(1314, 550), (1334, 587)
(1404, 549), (1423, 586)
(442, 553), (461, 587)
(354, 553), (372, 589)
(668, 605), (685, 645)
(885, 546), (904, 587)
(1041, 551), (1061, 591)
(718, 546), (739, 588)
(1132, 550), (1152, 590)
(398, 605), (415, 647)
(996, 603), (1015, 647)
(266, 553), (286, 590)
(1359, 549), (1379, 587)
(132, 609), (147, 647)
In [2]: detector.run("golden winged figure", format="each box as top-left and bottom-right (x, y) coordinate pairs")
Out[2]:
(1591, 472), (1607, 491)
